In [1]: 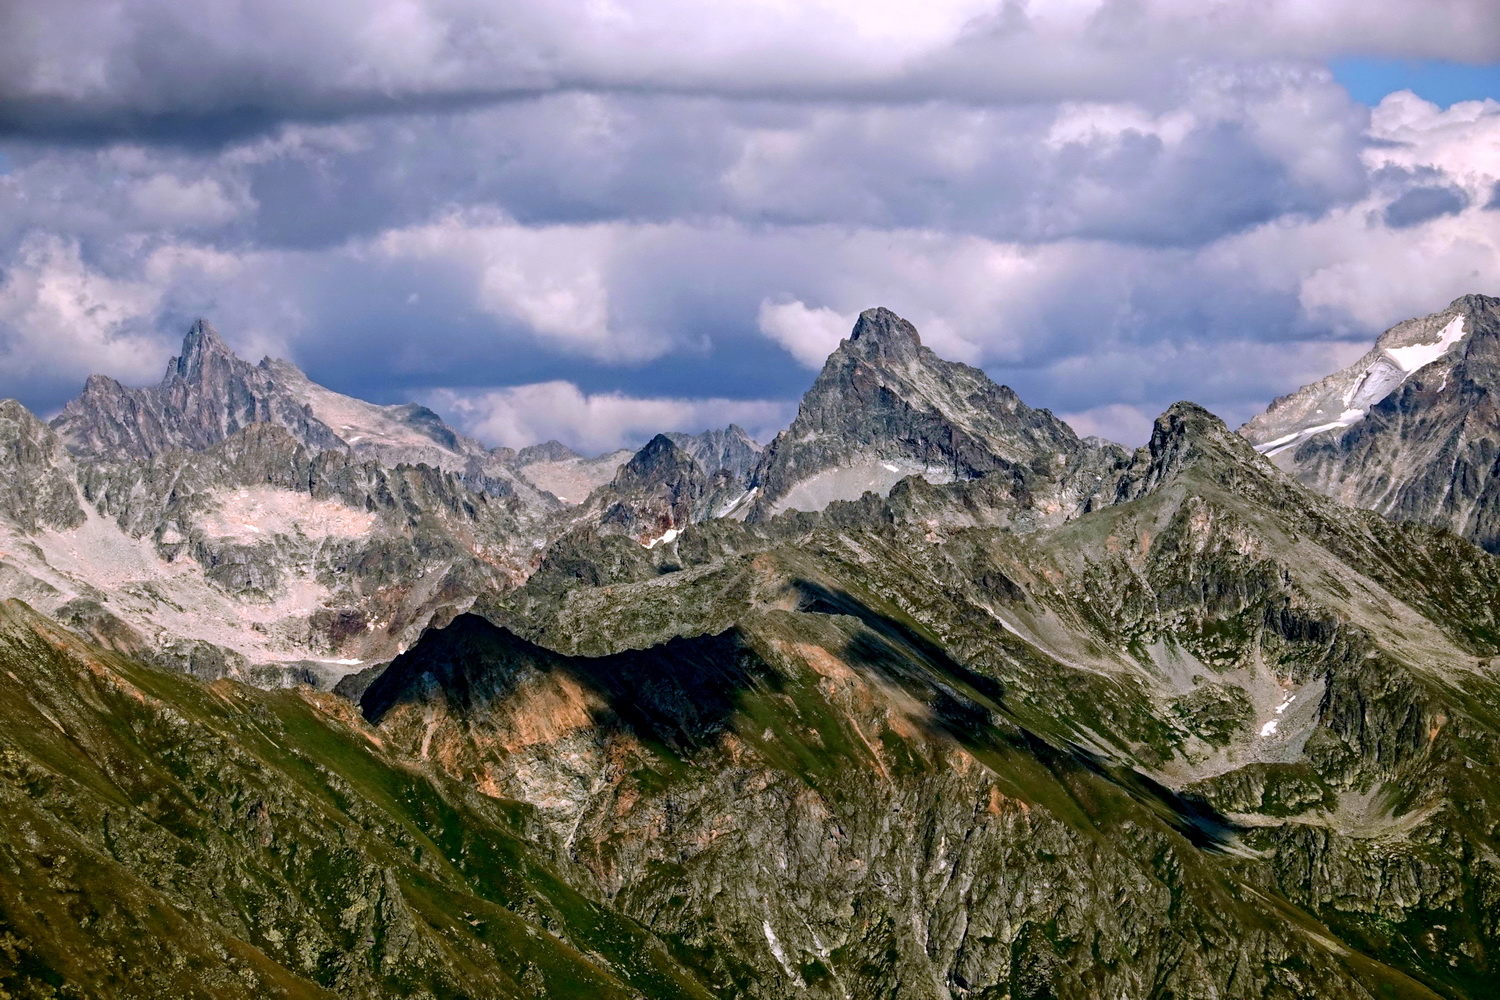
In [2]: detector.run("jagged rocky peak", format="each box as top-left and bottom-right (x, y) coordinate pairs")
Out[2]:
(558, 433), (719, 547)
(1115, 401), (1274, 504)
(1242, 293), (1499, 460)
(615, 433), (699, 486)
(53, 318), (334, 460)
(665, 423), (762, 481)
(1239, 292), (1500, 551)
(844, 305), (923, 362)
(746, 306), (1088, 520)
(48, 318), (554, 507)
(173, 318), (235, 377)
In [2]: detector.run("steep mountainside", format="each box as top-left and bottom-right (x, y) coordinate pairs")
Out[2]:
(1242, 294), (1500, 550)
(666, 425), (763, 483)
(0, 323), (578, 687)
(0, 413), (538, 686)
(369, 400), (1500, 999)
(746, 307), (1120, 520)
(5, 296), (1500, 998)
(0, 599), (718, 1000)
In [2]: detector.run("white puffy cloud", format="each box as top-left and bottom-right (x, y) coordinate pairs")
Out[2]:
(0, 235), (168, 399)
(0, 2), (1496, 456)
(426, 381), (792, 453)
(128, 173), (248, 228)
(757, 300), (855, 368)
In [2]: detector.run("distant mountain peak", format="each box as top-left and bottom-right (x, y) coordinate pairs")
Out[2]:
(846, 306), (922, 362)
(516, 440), (579, 464)
(47, 320), (555, 509)
(1241, 295), (1499, 463)
(616, 433), (697, 487)
(1240, 291), (1500, 551)
(744, 307), (1092, 520)
(172, 318), (236, 379)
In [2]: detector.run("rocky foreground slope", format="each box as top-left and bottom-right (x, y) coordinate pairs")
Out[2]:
(3, 301), (1500, 998)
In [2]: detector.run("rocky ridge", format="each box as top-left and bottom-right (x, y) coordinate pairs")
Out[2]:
(51, 319), (553, 508)
(1242, 294), (1500, 550)
(745, 306), (1121, 522)
(367, 394), (1500, 999)
(3, 299), (1500, 997)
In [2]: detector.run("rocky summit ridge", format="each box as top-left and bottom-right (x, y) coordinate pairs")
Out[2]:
(3, 297), (1500, 999)
(1242, 293), (1500, 550)
(744, 306), (1115, 522)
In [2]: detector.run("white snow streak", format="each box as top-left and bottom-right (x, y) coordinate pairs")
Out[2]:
(1260, 692), (1296, 737)
(643, 526), (683, 548)
(1386, 316), (1466, 373)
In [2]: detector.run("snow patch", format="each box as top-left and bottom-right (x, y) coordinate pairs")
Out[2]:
(1259, 692), (1296, 737)
(643, 526), (683, 549)
(1255, 315), (1467, 458)
(762, 921), (800, 982)
(1386, 315), (1465, 373)
(1260, 412), (1365, 457)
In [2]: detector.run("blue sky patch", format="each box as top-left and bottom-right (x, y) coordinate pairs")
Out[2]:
(1333, 58), (1500, 107)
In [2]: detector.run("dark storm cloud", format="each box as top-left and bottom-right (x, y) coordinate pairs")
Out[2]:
(1383, 184), (1470, 228)
(0, 0), (1497, 451)
(4, 0), (1498, 148)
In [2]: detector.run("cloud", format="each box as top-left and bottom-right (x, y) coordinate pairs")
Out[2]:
(129, 173), (248, 227)
(1383, 184), (1469, 227)
(2, 0), (1497, 145)
(0, 5), (1496, 459)
(425, 381), (792, 454)
(757, 300), (854, 368)
(0, 234), (169, 403)
(369, 212), (677, 362)
(1059, 403), (1158, 447)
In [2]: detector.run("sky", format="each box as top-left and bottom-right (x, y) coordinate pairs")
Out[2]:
(1, 1), (1498, 453)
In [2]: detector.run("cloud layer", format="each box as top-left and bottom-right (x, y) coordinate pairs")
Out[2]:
(1, 1), (1497, 451)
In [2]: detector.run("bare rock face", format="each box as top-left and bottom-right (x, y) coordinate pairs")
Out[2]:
(1242, 294), (1500, 550)
(557, 434), (719, 548)
(511, 441), (634, 505)
(51, 319), (555, 509)
(0, 399), (85, 532)
(746, 307), (1108, 520)
(666, 424), (763, 483)
(370, 397), (1500, 998)
(14, 297), (1500, 999)
(0, 321), (572, 687)
(53, 320), (344, 460)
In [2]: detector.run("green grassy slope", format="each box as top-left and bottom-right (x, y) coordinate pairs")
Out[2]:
(0, 599), (714, 1000)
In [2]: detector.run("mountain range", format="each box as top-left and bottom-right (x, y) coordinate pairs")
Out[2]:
(2, 295), (1500, 998)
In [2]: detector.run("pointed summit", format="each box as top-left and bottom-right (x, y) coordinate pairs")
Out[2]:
(583, 434), (710, 545)
(846, 307), (922, 362)
(746, 308), (1088, 519)
(175, 319), (232, 373)
(1116, 402), (1274, 504)
(48, 318), (521, 491)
